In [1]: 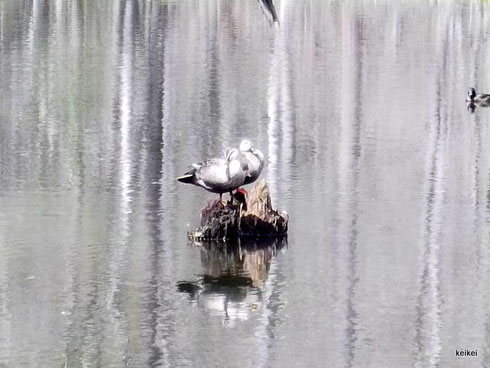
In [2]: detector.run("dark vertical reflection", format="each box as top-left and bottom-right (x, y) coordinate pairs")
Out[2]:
(331, 12), (364, 368)
(257, 0), (278, 24)
(253, 246), (287, 368)
(486, 93), (490, 368)
(202, 8), (222, 151)
(413, 25), (449, 368)
(485, 173), (490, 368)
(472, 115), (483, 261)
(208, 21), (221, 125)
(61, 1), (118, 366)
(0, 210), (9, 364)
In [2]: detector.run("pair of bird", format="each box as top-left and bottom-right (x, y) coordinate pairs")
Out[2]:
(467, 87), (490, 106)
(177, 140), (265, 202)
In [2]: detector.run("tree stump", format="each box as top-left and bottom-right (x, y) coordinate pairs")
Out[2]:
(188, 180), (288, 240)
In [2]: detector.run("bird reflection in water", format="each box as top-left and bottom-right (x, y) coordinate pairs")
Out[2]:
(177, 238), (286, 324)
(466, 101), (490, 114)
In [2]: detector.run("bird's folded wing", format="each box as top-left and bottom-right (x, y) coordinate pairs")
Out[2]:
(196, 164), (229, 186)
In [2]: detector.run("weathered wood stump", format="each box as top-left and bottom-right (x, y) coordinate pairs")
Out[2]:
(188, 180), (288, 240)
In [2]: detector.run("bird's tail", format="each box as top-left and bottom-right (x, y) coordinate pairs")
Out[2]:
(176, 173), (194, 184)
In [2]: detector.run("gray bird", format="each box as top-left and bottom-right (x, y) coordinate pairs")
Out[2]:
(238, 140), (265, 185)
(177, 148), (247, 202)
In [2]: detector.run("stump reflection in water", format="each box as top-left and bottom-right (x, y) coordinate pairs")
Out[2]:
(199, 238), (286, 288)
(177, 238), (286, 323)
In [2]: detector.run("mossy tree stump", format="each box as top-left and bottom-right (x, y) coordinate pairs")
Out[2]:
(188, 180), (288, 240)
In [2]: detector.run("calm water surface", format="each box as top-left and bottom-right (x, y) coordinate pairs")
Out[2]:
(1, 0), (490, 367)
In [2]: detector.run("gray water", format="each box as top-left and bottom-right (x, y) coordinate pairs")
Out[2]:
(1, 0), (490, 367)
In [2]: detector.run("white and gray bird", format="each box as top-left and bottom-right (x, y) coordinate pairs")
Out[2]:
(177, 148), (247, 201)
(238, 140), (265, 185)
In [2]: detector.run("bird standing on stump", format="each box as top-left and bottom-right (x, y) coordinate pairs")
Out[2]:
(238, 139), (265, 185)
(177, 148), (247, 203)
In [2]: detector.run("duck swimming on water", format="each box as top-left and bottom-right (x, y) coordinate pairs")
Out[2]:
(466, 87), (490, 105)
(177, 148), (247, 202)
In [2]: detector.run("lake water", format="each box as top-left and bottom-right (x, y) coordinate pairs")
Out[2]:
(1, 0), (490, 367)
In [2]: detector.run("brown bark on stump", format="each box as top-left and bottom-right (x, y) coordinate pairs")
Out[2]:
(188, 180), (288, 240)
